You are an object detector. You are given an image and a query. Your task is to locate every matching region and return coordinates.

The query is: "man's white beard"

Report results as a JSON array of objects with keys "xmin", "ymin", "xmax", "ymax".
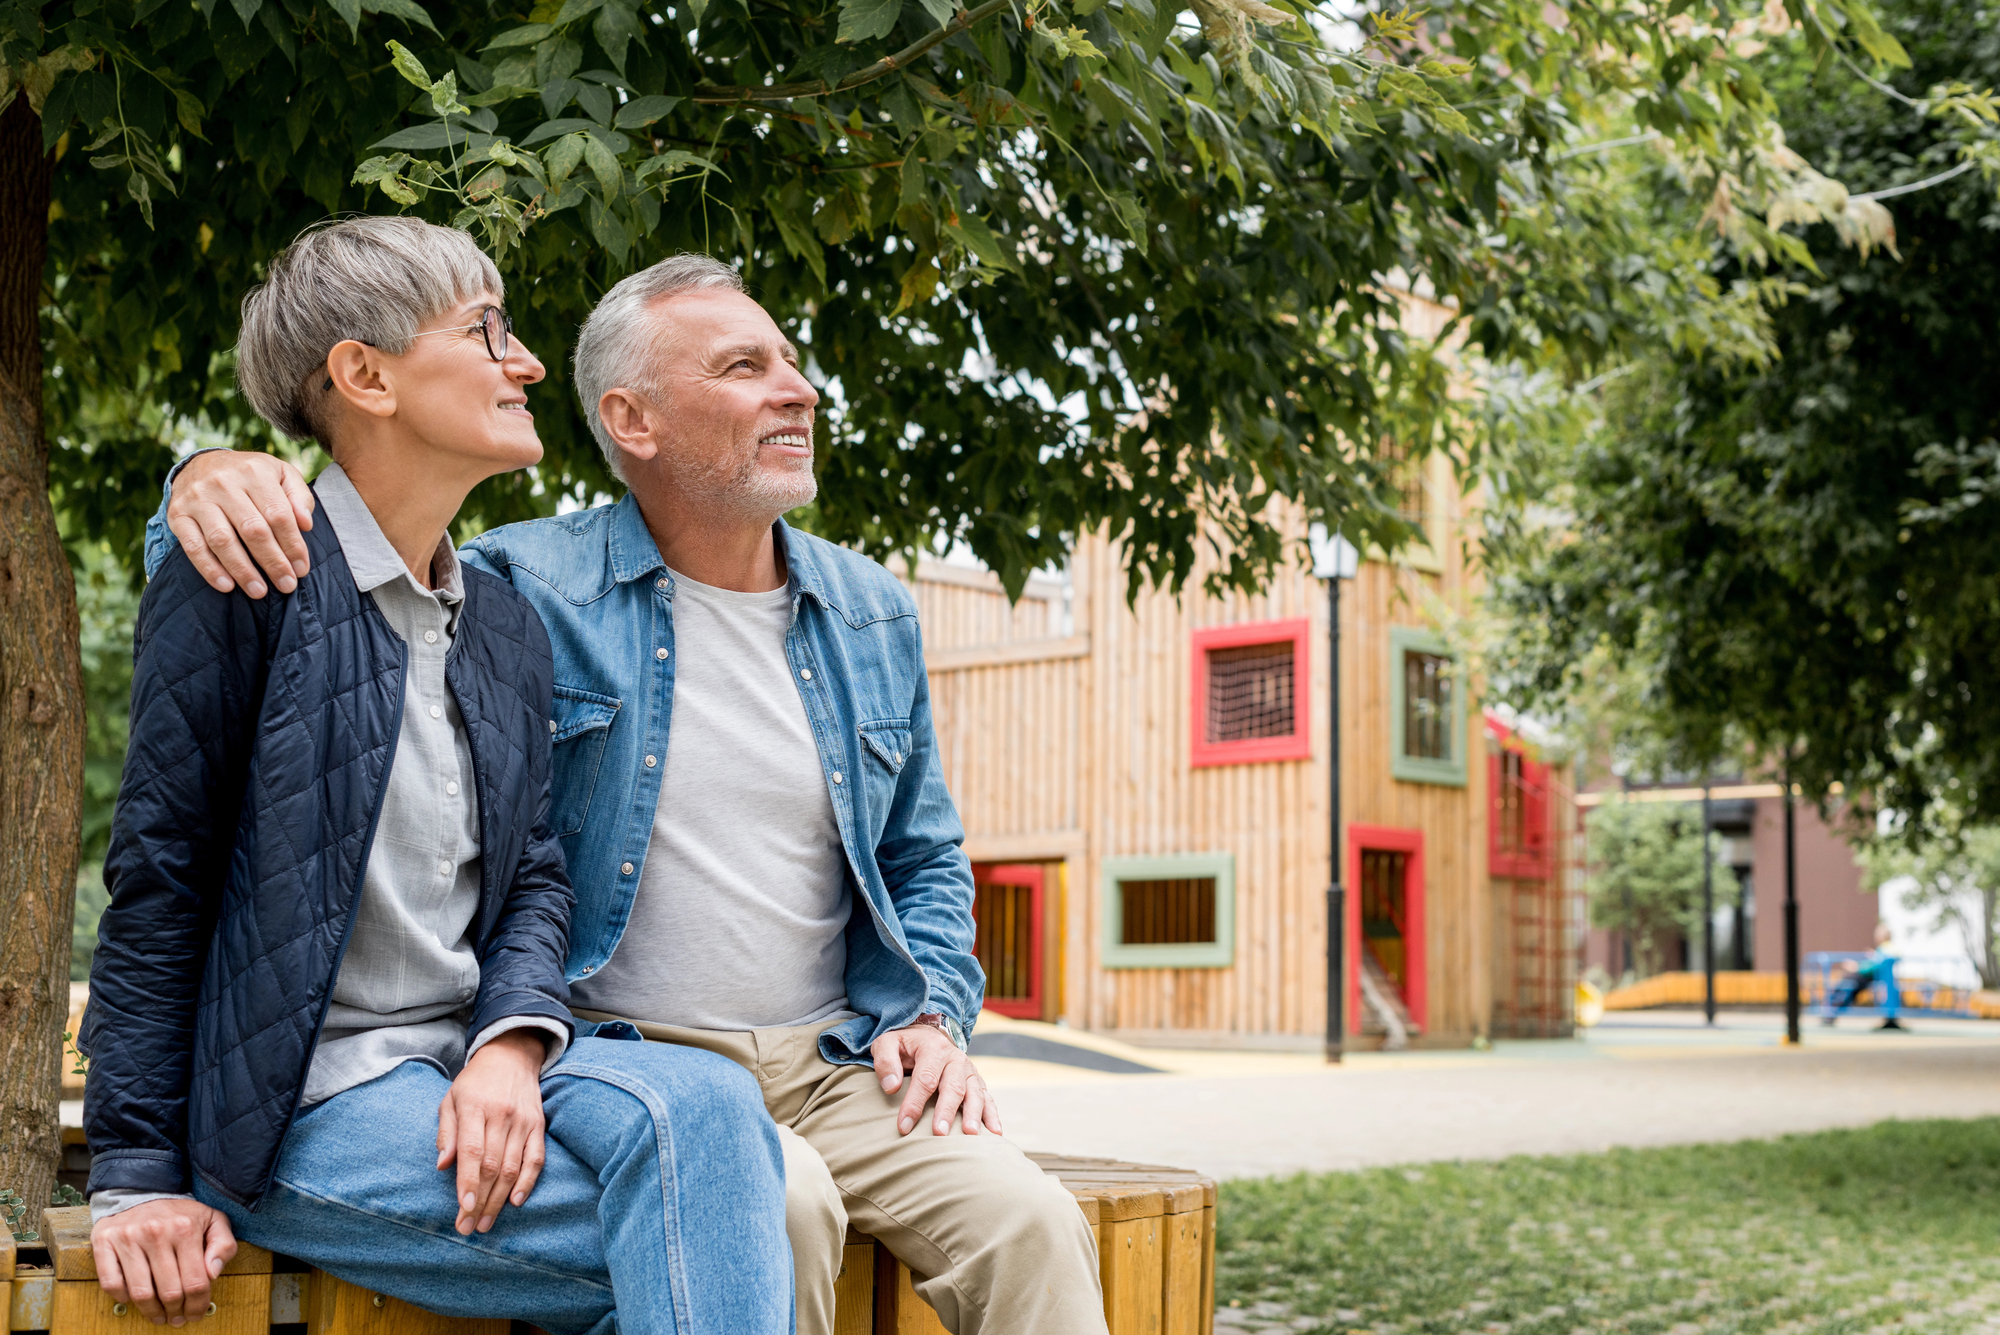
[{"xmin": 666, "ymin": 431, "xmax": 818, "ymax": 520}]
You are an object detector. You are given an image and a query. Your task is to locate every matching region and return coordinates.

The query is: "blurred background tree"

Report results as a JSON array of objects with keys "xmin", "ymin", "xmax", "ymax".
[
  {"xmin": 1587, "ymin": 799, "xmax": 1729, "ymax": 982},
  {"xmin": 1864, "ymin": 827, "xmax": 2000, "ymax": 989}
]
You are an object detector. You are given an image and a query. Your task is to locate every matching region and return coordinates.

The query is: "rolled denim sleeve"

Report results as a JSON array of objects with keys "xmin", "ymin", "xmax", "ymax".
[{"xmin": 140, "ymin": 448, "xmax": 227, "ymax": 580}]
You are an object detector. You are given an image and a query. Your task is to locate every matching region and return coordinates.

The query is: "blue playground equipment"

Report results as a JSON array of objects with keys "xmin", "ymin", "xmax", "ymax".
[{"xmin": 1807, "ymin": 951, "xmax": 1982, "ymax": 1020}]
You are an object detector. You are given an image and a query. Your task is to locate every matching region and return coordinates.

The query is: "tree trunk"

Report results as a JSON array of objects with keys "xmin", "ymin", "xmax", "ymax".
[{"xmin": 0, "ymin": 93, "xmax": 83, "ymax": 1238}]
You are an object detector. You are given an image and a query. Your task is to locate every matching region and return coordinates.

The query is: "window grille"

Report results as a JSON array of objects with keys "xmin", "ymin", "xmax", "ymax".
[
  {"xmin": 1119, "ymin": 877, "xmax": 1218, "ymax": 946},
  {"xmin": 1402, "ymin": 650, "xmax": 1454, "ymax": 761},
  {"xmin": 1205, "ymin": 642, "xmax": 1295, "ymax": 744}
]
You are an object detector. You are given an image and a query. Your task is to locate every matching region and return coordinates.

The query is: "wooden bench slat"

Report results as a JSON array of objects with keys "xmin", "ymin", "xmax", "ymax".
[{"xmin": 42, "ymin": 1209, "xmax": 273, "ymax": 1282}]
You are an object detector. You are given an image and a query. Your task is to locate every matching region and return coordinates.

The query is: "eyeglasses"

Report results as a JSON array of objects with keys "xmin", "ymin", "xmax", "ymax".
[{"xmin": 322, "ymin": 306, "xmax": 513, "ymax": 390}]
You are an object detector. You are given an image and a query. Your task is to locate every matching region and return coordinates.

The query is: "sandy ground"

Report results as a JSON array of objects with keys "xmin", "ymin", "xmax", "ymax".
[{"xmin": 974, "ymin": 1010, "xmax": 2000, "ymax": 1180}]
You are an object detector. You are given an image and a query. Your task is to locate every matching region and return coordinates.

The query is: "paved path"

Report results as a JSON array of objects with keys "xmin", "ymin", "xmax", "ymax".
[{"xmin": 976, "ymin": 1011, "xmax": 2000, "ymax": 1181}]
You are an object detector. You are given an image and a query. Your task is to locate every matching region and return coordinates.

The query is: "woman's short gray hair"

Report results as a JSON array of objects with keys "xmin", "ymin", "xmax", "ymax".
[
  {"xmin": 573, "ymin": 253, "xmax": 743, "ymax": 484},
  {"xmin": 236, "ymin": 216, "xmax": 503, "ymax": 444}
]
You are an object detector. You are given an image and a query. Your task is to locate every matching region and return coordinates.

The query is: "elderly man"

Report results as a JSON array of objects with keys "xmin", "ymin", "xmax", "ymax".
[{"xmin": 146, "ymin": 254, "xmax": 1108, "ymax": 1335}]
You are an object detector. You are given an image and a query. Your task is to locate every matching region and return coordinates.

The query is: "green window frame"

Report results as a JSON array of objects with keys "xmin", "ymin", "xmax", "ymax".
[
  {"xmin": 1100, "ymin": 852, "xmax": 1237, "ymax": 969},
  {"xmin": 1389, "ymin": 626, "xmax": 1467, "ymax": 787}
]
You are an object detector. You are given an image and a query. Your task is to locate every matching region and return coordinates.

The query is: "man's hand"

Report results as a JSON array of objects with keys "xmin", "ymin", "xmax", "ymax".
[
  {"xmin": 871, "ymin": 1024, "xmax": 1003, "ymax": 1138},
  {"xmin": 437, "ymin": 1030, "xmax": 549, "ymax": 1235},
  {"xmin": 92, "ymin": 1199, "xmax": 238, "ymax": 1326},
  {"xmin": 166, "ymin": 450, "xmax": 315, "ymax": 598}
]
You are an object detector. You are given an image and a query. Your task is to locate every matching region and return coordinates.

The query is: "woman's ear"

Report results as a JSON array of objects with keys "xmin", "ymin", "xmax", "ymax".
[{"xmin": 325, "ymin": 340, "xmax": 398, "ymax": 421}]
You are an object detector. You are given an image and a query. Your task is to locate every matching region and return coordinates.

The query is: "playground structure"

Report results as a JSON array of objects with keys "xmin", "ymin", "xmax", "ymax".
[{"xmin": 1599, "ymin": 954, "xmax": 1998, "ymax": 1019}]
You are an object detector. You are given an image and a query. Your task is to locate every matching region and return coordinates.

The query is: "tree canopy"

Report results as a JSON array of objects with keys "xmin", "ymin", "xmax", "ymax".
[
  {"xmin": 9, "ymin": 0, "xmax": 1954, "ymax": 595},
  {"xmin": 1484, "ymin": 0, "xmax": 2000, "ymax": 832}
]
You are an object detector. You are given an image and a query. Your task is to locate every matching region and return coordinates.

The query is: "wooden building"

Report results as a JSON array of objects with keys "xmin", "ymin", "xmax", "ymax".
[{"xmin": 900, "ymin": 438, "xmax": 1579, "ymax": 1049}]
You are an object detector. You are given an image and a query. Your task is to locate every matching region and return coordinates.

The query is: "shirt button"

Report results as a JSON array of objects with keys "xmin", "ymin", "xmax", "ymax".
[
  {"xmin": 446, "ymin": 781, "xmax": 459, "ymax": 796},
  {"xmin": 655, "ymin": 578, "xmax": 668, "ymax": 591},
  {"xmin": 831, "ymin": 771, "xmax": 844, "ymax": 785},
  {"xmin": 620, "ymin": 862, "xmax": 634, "ymax": 875},
  {"xmin": 645, "ymin": 754, "xmax": 657, "ymax": 767},
  {"xmin": 656, "ymin": 647, "xmax": 669, "ymax": 660},
  {"xmin": 437, "ymin": 859, "xmax": 452, "ymax": 876},
  {"xmin": 550, "ymin": 719, "xmax": 558, "ymax": 733},
  {"xmin": 800, "ymin": 668, "xmax": 813, "ymax": 681},
  {"xmin": 894, "ymin": 752, "xmax": 902, "ymax": 764},
  {"xmin": 429, "ymin": 705, "xmax": 442, "ymax": 719},
  {"xmin": 424, "ymin": 630, "xmax": 438, "ymax": 644}
]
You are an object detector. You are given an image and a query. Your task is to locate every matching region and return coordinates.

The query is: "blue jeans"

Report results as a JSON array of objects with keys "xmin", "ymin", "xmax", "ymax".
[{"xmin": 194, "ymin": 1038, "xmax": 793, "ymax": 1335}]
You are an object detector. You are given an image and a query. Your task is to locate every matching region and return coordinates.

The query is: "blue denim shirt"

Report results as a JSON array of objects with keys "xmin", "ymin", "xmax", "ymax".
[{"xmin": 147, "ymin": 484, "xmax": 983, "ymax": 1067}]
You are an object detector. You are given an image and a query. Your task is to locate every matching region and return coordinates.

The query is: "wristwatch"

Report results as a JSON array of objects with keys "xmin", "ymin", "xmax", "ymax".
[{"xmin": 908, "ymin": 1012, "xmax": 967, "ymax": 1051}]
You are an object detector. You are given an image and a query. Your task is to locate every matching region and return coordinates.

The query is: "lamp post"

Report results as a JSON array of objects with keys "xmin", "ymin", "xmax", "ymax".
[
  {"xmin": 1702, "ymin": 781, "xmax": 1716, "ymax": 1026},
  {"xmin": 1784, "ymin": 768, "xmax": 1802, "ymax": 1045},
  {"xmin": 1311, "ymin": 524, "xmax": 1359, "ymax": 1064}
]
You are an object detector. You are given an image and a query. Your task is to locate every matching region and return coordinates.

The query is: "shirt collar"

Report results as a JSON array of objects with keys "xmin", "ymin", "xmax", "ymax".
[
  {"xmin": 607, "ymin": 493, "xmax": 825, "ymax": 609},
  {"xmin": 314, "ymin": 462, "xmax": 464, "ymax": 604}
]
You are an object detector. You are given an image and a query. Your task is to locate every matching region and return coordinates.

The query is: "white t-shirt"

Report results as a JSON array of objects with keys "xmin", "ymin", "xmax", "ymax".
[{"xmin": 569, "ymin": 567, "xmax": 852, "ymax": 1030}]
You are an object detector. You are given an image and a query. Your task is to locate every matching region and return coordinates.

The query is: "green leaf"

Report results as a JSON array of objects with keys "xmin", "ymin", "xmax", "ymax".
[
  {"xmin": 612, "ymin": 93, "xmax": 681, "ymax": 128},
  {"xmin": 371, "ymin": 120, "xmax": 496, "ymax": 150},
  {"xmin": 228, "ymin": 0, "xmax": 261, "ymax": 31},
  {"xmin": 361, "ymin": 0, "xmax": 440, "ymax": 35},
  {"xmin": 581, "ymin": 131, "xmax": 622, "ymax": 197},
  {"xmin": 943, "ymin": 211, "xmax": 1016, "ymax": 271},
  {"xmin": 836, "ymin": 0, "xmax": 902, "ymax": 44},
  {"xmin": 258, "ymin": 3, "xmax": 296, "ymax": 64},
  {"xmin": 588, "ymin": 196, "xmax": 632, "ymax": 260},
  {"xmin": 912, "ymin": 0, "xmax": 953, "ymax": 26},
  {"xmin": 544, "ymin": 130, "xmax": 586, "ymax": 185},
  {"xmin": 464, "ymin": 84, "xmax": 536, "ymax": 106},
  {"xmin": 325, "ymin": 0, "xmax": 361, "ymax": 36},
  {"xmin": 550, "ymin": 0, "xmax": 603, "ymax": 25},
  {"xmin": 481, "ymin": 22, "xmax": 552, "ymax": 49},
  {"xmin": 386, "ymin": 38, "xmax": 431, "ymax": 88},
  {"xmin": 593, "ymin": 2, "xmax": 644, "ymax": 75},
  {"xmin": 771, "ymin": 208, "xmax": 828, "ymax": 285},
  {"xmin": 521, "ymin": 118, "xmax": 630, "ymax": 150},
  {"xmin": 576, "ymin": 82, "xmax": 613, "ymax": 124}
]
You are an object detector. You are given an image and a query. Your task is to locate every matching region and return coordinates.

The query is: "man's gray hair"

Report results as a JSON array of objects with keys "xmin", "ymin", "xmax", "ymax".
[
  {"xmin": 236, "ymin": 216, "xmax": 503, "ymax": 444},
  {"xmin": 573, "ymin": 253, "xmax": 744, "ymax": 484}
]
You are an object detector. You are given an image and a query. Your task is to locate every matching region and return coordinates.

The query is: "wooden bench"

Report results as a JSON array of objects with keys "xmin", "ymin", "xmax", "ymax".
[{"xmin": 8, "ymin": 1156, "xmax": 1213, "ymax": 1335}]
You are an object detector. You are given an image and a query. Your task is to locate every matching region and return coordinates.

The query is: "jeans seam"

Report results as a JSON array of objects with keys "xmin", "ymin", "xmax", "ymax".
[
  {"xmin": 262, "ymin": 1179, "xmax": 616, "ymax": 1294},
  {"xmin": 548, "ymin": 1061, "xmax": 697, "ymax": 1335}
]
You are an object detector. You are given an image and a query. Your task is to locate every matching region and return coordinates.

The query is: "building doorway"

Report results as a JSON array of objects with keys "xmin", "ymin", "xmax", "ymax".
[
  {"xmin": 1347, "ymin": 826, "xmax": 1428, "ymax": 1035},
  {"xmin": 970, "ymin": 863, "xmax": 1045, "ymax": 1019}
]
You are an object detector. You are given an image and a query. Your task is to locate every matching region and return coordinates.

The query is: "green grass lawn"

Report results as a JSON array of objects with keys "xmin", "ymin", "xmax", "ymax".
[{"xmin": 1215, "ymin": 1119, "xmax": 2000, "ymax": 1334}]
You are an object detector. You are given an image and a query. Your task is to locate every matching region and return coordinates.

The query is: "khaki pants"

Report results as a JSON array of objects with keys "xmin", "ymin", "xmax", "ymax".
[{"xmin": 576, "ymin": 1012, "xmax": 1107, "ymax": 1335}]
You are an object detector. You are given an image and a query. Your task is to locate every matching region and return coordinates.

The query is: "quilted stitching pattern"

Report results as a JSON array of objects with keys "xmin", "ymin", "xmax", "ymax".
[{"xmin": 84, "ymin": 513, "xmax": 573, "ymax": 1209}]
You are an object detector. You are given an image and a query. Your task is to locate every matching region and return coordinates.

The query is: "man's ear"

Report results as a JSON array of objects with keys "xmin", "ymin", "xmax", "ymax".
[
  {"xmin": 598, "ymin": 388, "xmax": 660, "ymax": 466},
  {"xmin": 325, "ymin": 340, "xmax": 397, "ymax": 421}
]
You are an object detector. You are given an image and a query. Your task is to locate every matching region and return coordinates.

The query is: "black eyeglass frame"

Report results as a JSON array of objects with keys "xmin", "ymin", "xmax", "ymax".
[{"xmin": 322, "ymin": 306, "xmax": 513, "ymax": 391}]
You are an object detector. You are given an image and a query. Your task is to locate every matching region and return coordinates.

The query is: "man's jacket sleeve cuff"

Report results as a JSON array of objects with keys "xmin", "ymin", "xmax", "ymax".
[{"xmin": 85, "ymin": 1148, "xmax": 192, "ymax": 1198}]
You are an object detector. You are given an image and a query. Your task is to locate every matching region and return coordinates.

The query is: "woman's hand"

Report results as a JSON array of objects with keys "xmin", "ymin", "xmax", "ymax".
[
  {"xmin": 92, "ymin": 1199, "xmax": 238, "ymax": 1326},
  {"xmin": 437, "ymin": 1030, "xmax": 548, "ymax": 1235}
]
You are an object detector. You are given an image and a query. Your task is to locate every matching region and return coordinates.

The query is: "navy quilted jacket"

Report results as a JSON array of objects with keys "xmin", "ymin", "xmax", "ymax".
[{"xmin": 81, "ymin": 500, "xmax": 576, "ymax": 1209}]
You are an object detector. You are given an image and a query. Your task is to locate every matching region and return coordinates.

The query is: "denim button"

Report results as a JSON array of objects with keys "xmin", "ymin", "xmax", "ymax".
[
  {"xmin": 800, "ymin": 668, "xmax": 812, "ymax": 681},
  {"xmin": 656, "ymin": 647, "xmax": 668, "ymax": 660},
  {"xmin": 831, "ymin": 771, "xmax": 844, "ymax": 785},
  {"xmin": 549, "ymin": 719, "xmax": 557, "ymax": 733},
  {"xmin": 656, "ymin": 578, "xmax": 668, "ymax": 591},
  {"xmin": 621, "ymin": 862, "xmax": 634, "ymax": 875},
  {"xmin": 645, "ymin": 754, "xmax": 657, "ymax": 767}
]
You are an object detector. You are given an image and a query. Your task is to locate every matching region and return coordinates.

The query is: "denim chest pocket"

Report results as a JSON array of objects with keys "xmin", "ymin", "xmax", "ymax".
[
  {"xmin": 549, "ymin": 685, "xmax": 620, "ymax": 837},
  {"xmin": 857, "ymin": 719, "xmax": 912, "ymax": 824}
]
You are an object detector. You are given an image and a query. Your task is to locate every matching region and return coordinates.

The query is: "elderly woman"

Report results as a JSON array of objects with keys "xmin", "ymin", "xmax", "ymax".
[{"xmin": 80, "ymin": 217, "xmax": 792, "ymax": 1335}]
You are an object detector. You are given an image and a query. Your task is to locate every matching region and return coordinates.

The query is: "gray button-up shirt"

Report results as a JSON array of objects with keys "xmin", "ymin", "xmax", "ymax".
[
  {"xmin": 301, "ymin": 464, "xmax": 566, "ymax": 1105},
  {"xmin": 93, "ymin": 463, "xmax": 564, "ymax": 1222}
]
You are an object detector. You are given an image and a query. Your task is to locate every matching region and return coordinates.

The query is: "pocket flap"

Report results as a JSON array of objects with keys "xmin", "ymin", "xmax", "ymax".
[
  {"xmin": 551, "ymin": 684, "xmax": 620, "ymax": 743},
  {"xmin": 858, "ymin": 718, "xmax": 913, "ymax": 773}
]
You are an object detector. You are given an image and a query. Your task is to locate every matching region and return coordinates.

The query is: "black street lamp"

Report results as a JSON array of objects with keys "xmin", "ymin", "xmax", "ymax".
[{"xmin": 1312, "ymin": 524, "xmax": 1359, "ymax": 1064}]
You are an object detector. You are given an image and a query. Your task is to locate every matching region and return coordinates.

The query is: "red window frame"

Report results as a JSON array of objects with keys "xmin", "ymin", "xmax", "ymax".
[
  {"xmin": 1486, "ymin": 715, "xmax": 1552, "ymax": 880},
  {"xmin": 971, "ymin": 863, "xmax": 1044, "ymax": 1019},
  {"xmin": 1189, "ymin": 618, "xmax": 1312, "ymax": 768},
  {"xmin": 1346, "ymin": 825, "xmax": 1427, "ymax": 1034}
]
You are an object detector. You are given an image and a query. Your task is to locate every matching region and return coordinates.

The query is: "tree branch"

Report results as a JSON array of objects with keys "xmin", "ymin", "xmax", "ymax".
[{"xmin": 691, "ymin": 0, "xmax": 1014, "ymax": 105}]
